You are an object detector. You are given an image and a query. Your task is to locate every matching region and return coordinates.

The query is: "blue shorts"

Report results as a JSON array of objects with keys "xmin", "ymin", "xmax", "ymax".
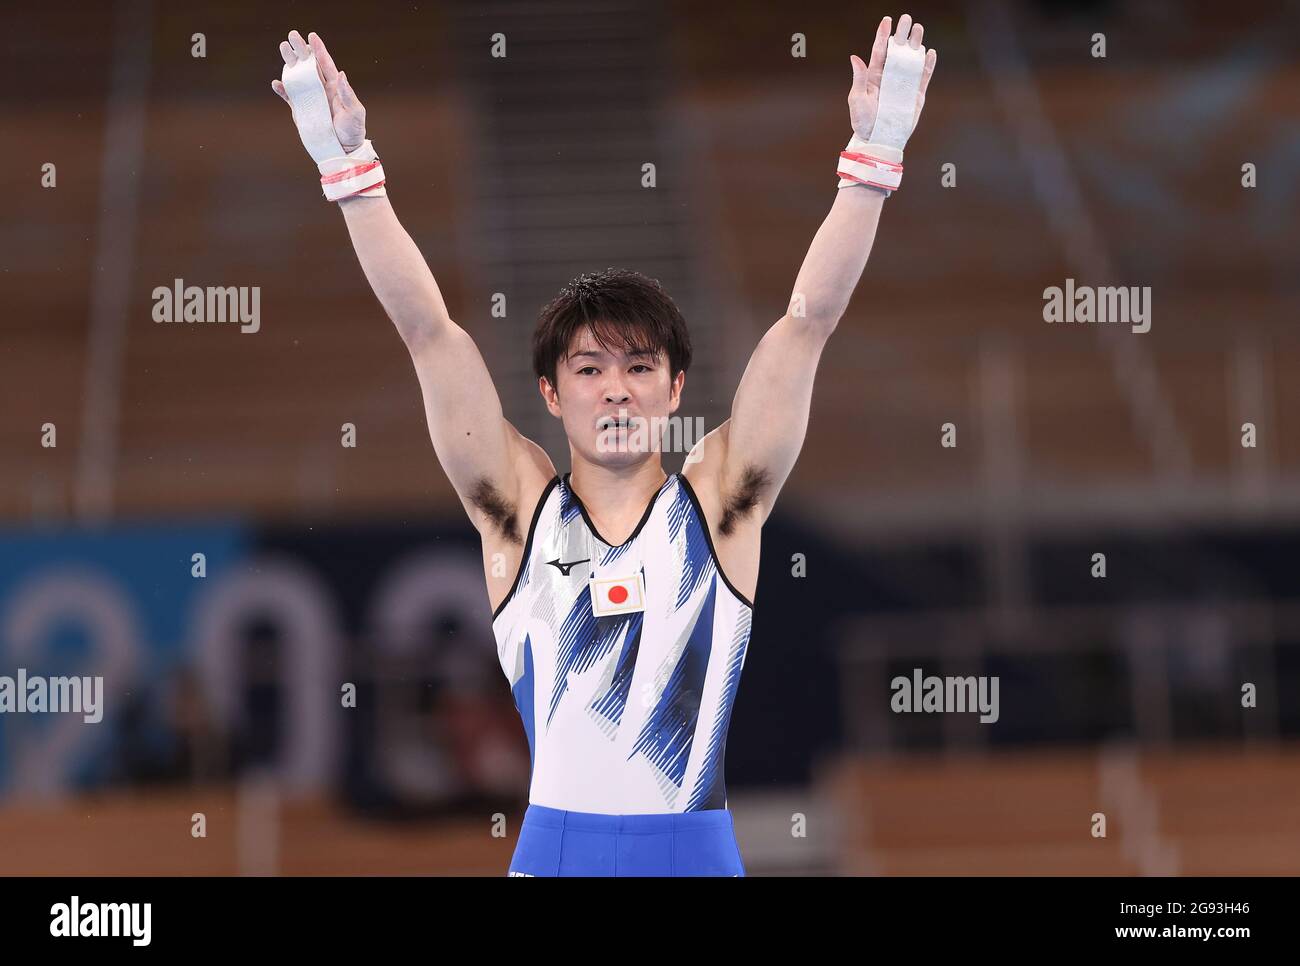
[{"xmin": 508, "ymin": 804, "xmax": 746, "ymax": 877}]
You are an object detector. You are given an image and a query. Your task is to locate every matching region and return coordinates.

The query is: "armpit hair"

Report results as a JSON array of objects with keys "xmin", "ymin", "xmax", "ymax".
[
  {"xmin": 718, "ymin": 464, "xmax": 772, "ymax": 537},
  {"xmin": 469, "ymin": 477, "xmax": 521, "ymax": 545}
]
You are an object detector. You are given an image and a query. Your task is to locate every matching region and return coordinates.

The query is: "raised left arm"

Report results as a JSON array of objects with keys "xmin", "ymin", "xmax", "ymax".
[{"xmin": 690, "ymin": 14, "xmax": 936, "ymax": 527}]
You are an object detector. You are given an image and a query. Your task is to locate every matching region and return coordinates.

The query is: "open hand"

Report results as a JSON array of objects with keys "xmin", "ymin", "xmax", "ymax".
[
  {"xmin": 848, "ymin": 14, "xmax": 937, "ymax": 141},
  {"xmin": 271, "ymin": 30, "xmax": 367, "ymax": 152}
]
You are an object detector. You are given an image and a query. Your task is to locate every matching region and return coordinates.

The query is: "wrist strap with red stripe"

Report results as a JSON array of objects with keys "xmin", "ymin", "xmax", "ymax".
[
  {"xmin": 319, "ymin": 139, "xmax": 386, "ymax": 201},
  {"xmin": 837, "ymin": 134, "xmax": 902, "ymax": 195}
]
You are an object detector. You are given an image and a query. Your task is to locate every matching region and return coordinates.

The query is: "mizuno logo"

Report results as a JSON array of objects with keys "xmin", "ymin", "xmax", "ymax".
[{"xmin": 546, "ymin": 557, "xmax": 590, "ymax": 576}]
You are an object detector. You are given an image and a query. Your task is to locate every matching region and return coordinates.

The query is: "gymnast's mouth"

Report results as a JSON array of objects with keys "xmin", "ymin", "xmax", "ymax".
[{"xmin": 596, "ymin": 414, "xmax": 636, "ymax": 431}]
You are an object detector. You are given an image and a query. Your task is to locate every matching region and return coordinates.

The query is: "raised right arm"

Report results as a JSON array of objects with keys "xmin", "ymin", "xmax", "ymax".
[
  {"xmin": 339, "ymin": 196, "xmax": 554, "ymax": 539},
  {"xmin": 272, "ymin": 29, "xmax": 554, "ymax": 540}
]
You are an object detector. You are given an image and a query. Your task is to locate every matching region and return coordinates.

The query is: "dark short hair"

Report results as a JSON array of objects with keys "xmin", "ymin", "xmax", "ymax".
[{"xmin": 532, "ymin": 268, "xmax": 692, "ymax": 394}]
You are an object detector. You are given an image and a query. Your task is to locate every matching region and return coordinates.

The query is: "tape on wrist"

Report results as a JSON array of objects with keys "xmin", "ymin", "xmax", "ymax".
[
  {"xmin": 281, "ymin": 53, "xmax": 386, "ymax": 201},
  {"xmin": 836, "ymin": 37, "xmax": 927, "ymax": 195},
  {"xmin": 837, "ymin": 135, "xmax": 902, "ymax": 194},
  {"xmin": 319, "ymin": 139, "xmax": 386, "ymax": 201}
]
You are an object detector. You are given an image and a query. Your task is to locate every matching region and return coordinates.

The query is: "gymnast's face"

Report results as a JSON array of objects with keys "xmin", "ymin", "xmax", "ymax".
[{"xmin": 543, "ymin": 325, "xmax": 684, "ymax": 468}]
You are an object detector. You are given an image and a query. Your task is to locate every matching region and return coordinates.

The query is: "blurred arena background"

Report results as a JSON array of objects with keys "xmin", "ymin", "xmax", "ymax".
[{"xmin": 2, "ymin": 0, "xmax": 1299, "ymax": 875}]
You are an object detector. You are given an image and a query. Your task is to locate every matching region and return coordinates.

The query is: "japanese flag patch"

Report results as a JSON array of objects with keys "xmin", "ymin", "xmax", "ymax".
[{"xmin": 589, "ymin": 571, "xmax": 646, "ymax": 617}]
